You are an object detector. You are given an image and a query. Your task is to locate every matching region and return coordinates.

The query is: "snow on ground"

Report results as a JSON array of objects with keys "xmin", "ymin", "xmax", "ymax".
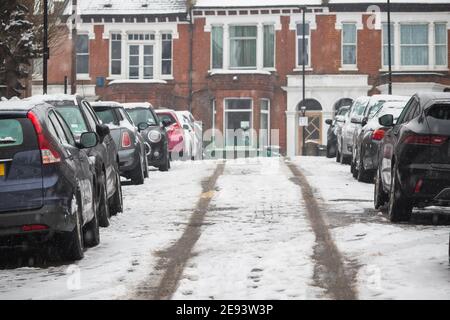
[
  {"xmin": 0, "ymin": 160, "xmax": 218, "ymax": 300},
  {"xmin": 172, "ymin": 158, "xmax": 323, "ymax": 300},
  {"xmin": 293, "ymin": 156, "xmax": 450, "ymax": 300}
]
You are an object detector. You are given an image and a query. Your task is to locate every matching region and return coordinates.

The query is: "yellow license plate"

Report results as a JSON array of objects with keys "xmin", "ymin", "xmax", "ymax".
[{"xmin": 0, "ymin": 163, "xmax": 4, "ymax": 177}]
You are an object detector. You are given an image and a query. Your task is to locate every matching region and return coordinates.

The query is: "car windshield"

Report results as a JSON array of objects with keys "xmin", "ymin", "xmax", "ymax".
[
  {"xmin": 337, "ymin": 108, "xmax": 349, "ymax": 116},
  {"xmin": 367, "ymin": 101, "xmax": 386, "ymax": 119},
  {"xmin": 95, "ymin": 108, "xmax": 117, "ymax": 125},
  {"xmin": 127, "ymin": 108, "xmax": 157, "ymax": 126},
  {"xmin": 157, "ymin": 113, "xmax": 176, "ymax": 125},
  {"xmin": 0, "ymin": 119, "xmax": 23, "ymax": 148},
  {"xmin": 351, "ymin": 100, "xmax": 368, "ymax": 117},
  {"xmin": 56, "ymin": 105, "xmax": 88, "ymax": 135}
]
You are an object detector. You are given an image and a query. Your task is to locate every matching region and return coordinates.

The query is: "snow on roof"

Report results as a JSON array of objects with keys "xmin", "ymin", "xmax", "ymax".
[
  {"xmin": 122, "ymin": 102, "xmax": 153, "ymax": 109},
  {"xmin": 90, "ymin": 101, "xmax": 123, "ymax": 108},
  {"xmin": 72, "ymin": 0, "xmax": 187, "ymax": 15},
  {"xmin": 195, "ymin": 0, "xmax": 449, "ymax": 7},
  {"xmin": 0, "ymin": 100, "xmax": 48, "ymax": 111}
]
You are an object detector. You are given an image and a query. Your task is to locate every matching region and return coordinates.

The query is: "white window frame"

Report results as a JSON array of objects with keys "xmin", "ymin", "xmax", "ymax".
[
  {"xmin": 399, "ymin": 23, "xmax": 429, "ymax": 68},
  {"xmin": 210, "ymin": 25, "xmax": 224, "ymax": 70},
  {"xmin": 296, "ymin": 22, "xmax": 311, "ymax": 68},
  {"xmin": 341, "ymin": 23, "xmax": 357, "ymax": 68},
  {"xmin": 76, "ymin": 34, "xmax": 90, "ymax": 77},
  {"xmin": 161, "ymin": 33, "xmax": 173, "ymax": 76},
  {"xmin": 126, "ymin": 32, "xmax": 156, "ymax": 80},
  {"xmin": 110, "ymin": 33, "xmax": 122, "ymax": 77},
  {"xmin": 260, "ymin": 99, "xmax": 271, "ymax": 148},
  {"xmin": 263, "ymin": 24, "xmax": 276, "ymax": 70},
  {"xmin": 223, "ymin": 98, "xmax": 254, "ymax": 148}
]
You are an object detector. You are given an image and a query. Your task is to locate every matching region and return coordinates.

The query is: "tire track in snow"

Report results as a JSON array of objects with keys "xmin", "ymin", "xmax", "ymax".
[
  {"xmin": 133, "ymin": 162, "xmax": 226, "ymax": 300},
  {"xmin": 287, "ymin": 161, "xmax": 358, "ymax": 300}
]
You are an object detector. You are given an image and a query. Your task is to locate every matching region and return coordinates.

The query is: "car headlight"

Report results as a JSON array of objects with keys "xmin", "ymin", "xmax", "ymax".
[{"xmin": 148, "ymin": 130, "xmax": 162, "ymax": 143}]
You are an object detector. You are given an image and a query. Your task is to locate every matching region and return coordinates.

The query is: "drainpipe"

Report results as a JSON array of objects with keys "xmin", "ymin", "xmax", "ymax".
[{"xmin": 188, "ymin": 7, "xmax": 194, "ymax": 113}]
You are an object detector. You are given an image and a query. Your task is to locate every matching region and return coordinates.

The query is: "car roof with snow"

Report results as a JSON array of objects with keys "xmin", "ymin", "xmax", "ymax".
[
  {"xmin": 415, "ymin": 92, "xmax": 450, "ymax": 103},
  {"xmin": 0, "ymin": 99, "xmax": 50, "ymax": 112},
  {"xmin": 155, "ymin": 108, "xmax": 176, "ymax": 114},
  {"xmin": 122, "ymin": 102, "xmax": 153, "ymax": 109},
  {"xmin": 91, "ymin": 101, "xmax": 123, "ymax": 108},
  {"xmin": 23, "ymin": 94, "xmax": 79, "ymax": 105}
]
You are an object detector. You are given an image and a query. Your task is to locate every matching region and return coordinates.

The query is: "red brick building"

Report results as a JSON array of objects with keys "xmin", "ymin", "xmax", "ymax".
[{"xmin": 32, "ymin": 0, "xmax": 450, "ymax": 156}]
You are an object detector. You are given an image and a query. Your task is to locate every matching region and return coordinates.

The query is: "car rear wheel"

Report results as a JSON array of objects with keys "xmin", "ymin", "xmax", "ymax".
[
  {"xmin": 143, "ymin": 155, "xmax": 149, "ymax": 178},
  {"xmin": 130, "ymin": 159, "xmax": 145, "ymax": 185},
  {"xmin": 388, "ymin": 169, "xmax": 412, "ymax": 222},
  {"xmin": 159, "ymin": 152, "xmax": 170, "ymax": 172},
  {"xmin": 110, "ymin": 172, "xmax": 123, "ymax": 216},
  {"xmin": 61, "ymin": 193, "xmax": 84, "ymax": 261},
  {"xmin": 374, "ymin": 169, "xmax": 388, "ymax": 209},
  {"xmin": 336, "ymin": 149, "xmax": 341, "ymax": 162},
  {"xmin": 357, "ymin": 150, "xmax": 373, "ymax": 183},
  {"xmin": 83, "ymin": 200, "xmax": 100, "ymax": 248},
  {"xmin": 97, "ymin": 175, "xmax": 110, "ymax": 228}
]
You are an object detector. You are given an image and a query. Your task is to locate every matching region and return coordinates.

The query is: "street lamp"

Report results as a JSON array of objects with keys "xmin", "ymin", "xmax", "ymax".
[
  {"xmin": 43, "ymin": 0, "xmax": 48, "ymax": 94},
  {"xmin": 300, "ymin": 106, "xmax": 307, "ymax": 156},
  {"xmin": 387, "ymin": 0, "xmax": 393, "ymax": 94}
]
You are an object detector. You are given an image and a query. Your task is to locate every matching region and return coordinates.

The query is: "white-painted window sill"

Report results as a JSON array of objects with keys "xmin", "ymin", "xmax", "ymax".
[
  {"xmin": 339, "ymin": 67, "xmax": 359, "ymax": 72},
  {"xmin": 77, "ymin": 75, "xmax": 91, "ymax": 81},
  {"xmin": 293, "ymin": 67, "xmax": 313, "ymax": 72}
]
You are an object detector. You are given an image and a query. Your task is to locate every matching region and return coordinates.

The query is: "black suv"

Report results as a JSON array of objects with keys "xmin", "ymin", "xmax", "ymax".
[
  {"xmin": 92, "ymin": 102, "xmax": 149, "ymax": 185},
  {"xmin": 374, "ymin": 92, "xmax": 450, "ymax": 222},
  {"xmin": 0, "ymin": 100, "xmax": 100, "ymax": 260},
  {"xmin": 123, "ymin": 103, "xmax": 170, "ymax": 171},
  {"xmin": 27, "ymin": 95, "xmax": 123, "ymax": 227}
]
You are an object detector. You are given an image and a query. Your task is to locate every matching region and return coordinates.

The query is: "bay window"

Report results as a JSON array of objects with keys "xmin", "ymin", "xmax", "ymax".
[
  {"xmin": 342, "ymin": 23, "xmax": 357, "ymax": 66},
  {"xmin": 230, "ymin": 26, "xmax": 257, "ymax": 69},
  {"xmin": 400, "ymin": 24, "xmax": 428, "ymax": 66},
  {"xmin": 435, "ymin": 23, "xmax": 447, "ymax": 66},
  {"xmin": 76, "ymin": 34, "xmax": 89, "ymax": 74}
]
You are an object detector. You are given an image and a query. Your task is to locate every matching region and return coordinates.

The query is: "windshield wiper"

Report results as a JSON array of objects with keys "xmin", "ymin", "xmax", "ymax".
[{"xmin": 0, "ymin": 138, "xmax": 16, "ymax": 144}]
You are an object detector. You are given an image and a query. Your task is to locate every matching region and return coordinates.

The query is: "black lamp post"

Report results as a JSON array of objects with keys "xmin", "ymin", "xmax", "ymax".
[
  {"xmin": 300, "ymin": 106, "xmax": 307, "ymax": 156},
  {"xmin": 300, "ymin": 6, "xmax": 307, "ymax": 156},
  {"xmin": 43, "ymin": 0, "xmax": 48, "ymax": 94},
  {"xmin": 387, "ymin": 0, "xmax": 393, "ymax": 95}
]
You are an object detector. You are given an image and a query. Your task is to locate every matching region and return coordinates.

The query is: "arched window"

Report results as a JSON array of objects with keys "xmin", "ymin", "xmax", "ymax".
[{"xmin": 297, "ymin": 99, "xmax": 322, "ymax": 111}]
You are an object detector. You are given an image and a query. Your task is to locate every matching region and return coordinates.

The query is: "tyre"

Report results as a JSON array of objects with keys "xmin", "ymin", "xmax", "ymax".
[
  {"xmin": 143, "ymin": 155, "xmax": 149, "ymax": 179},
  {"xmin": 83, "ymin": 201, "xmax": 100, "ymax": 248},
  {"xmin": 357, "ymin": 150, "xmax": 373, "ymax": 183},
  {"xmin": 110, "ymin": 172, "xmax": 123, "ymax": 216},
  {"xmin": 60, "ymin": 193, "xmax": 84, "ymax": 261},
  {"xmin": 130, "ymin": 158, "xmax": 145, "ymax": 185},
  {"xmin": 336, "ymin": 149, "xmax": 341, "ymax": 162},
  {"xmin": 97, "ymin": 175, "xmax": 110, "ymax": 228},
  {"xmin": 388, "ymin": 168, "xmax": 412, "ymax": 222},
  {"xmin": 340, "ymin": 153, "xmax": 351, "ymax": 165},
  {"xmin": 374, "ymin": 169, "xmax": 388, "ymax": 209},
  {"xmin": 326, "ymin": 144, "xmax": 333, "ymax": 158},
  {"xmin": 159, "ymin": 152, "xmax": 170, "ymax": 172}
]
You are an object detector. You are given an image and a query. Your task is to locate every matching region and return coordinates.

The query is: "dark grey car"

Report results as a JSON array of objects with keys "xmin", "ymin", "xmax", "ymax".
[{"xmin": 92, "ymin": 102, "xmax": 149, "ymax": 185}]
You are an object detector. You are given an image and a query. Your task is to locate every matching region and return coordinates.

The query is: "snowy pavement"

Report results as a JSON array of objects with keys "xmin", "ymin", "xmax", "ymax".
[{"xmin": 0, "ymin": 157, "xmax": 449, "ymax": 300}]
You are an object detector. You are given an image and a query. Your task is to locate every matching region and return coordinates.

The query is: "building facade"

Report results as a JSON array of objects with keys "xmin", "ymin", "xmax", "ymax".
[{"xmin": 33, "ymin": 0, "xmax": 450, "ymax": 156}]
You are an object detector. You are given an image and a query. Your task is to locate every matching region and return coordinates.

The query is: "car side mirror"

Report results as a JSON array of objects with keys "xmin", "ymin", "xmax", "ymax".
[
  {"xmin": 183, "ymin": 124, "xmax": 190, "ymax": 130},
  {"xmin": 351, "ymin": 117, "xmax": 361, "ymax": 124},
  {"xmin": 96, "ymin": 124, "xmax": 110, "ymax": 137},
  {"xmin": 138, "ymin": 122, "xmax": 149, "ymax": 132},
  {"xmin": 325, "ymin": 119, "xmax": 333, "ymax": 126},
  {"xmin": 361, "ymin": 117, "xmax": 368, "ymax": 127},
  {"xmin": 79, "ymin": 132, "xmax": 99, "ymax": 149},
  {"xmin": 379, "ymin": 114, "xmax": 394, "ymax": 127}
]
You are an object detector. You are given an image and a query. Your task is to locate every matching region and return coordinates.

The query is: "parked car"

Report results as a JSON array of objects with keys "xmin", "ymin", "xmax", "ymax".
[
  {"xmin": 352, "ymin": 101, "xmax": 408, "ymax": 182},
  {"xmin": 176, "ymin": 111, "xmax": 203, "ymax": 160},
  {"xmin": 0, "ymin": 100, "xmax": 100, "ymax": 260},
  {"xmin": 325, "ymin": 106, "xmax": 350, "ymax": 158},
  {"xmin": 337, "ymin": 96, "xmax": 370, "ymax": 164},
  {"xmin": 123, "ymin": 103, "xmax": 170, "ymax": 171},
  {"xmin": 374, "ymin": 92, "xmax": 450, "ymax": 222},
  {"xmin": 154, "ymin": 109, "xmax": 185, "ymax": 160},
  {"xmin": 350, "ymin": 95, "xmax": 410, "ymax": 174},
  {"xmin": 27, "ymin": 95, "xmax": 123, "ymax": 227},
  {"xmin": 91, "ymin": 102, "xmax": 149, "ymax": 185}
]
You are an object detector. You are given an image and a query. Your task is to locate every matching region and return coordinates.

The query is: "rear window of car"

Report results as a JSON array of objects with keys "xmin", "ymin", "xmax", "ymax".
[
  {"xmin": 95, "ymin": 108, "xmax": 118, "ymax": 126},
  {"xmin": 427, "ymin": 104, "xmax": 450, "ymax": 120},
  {"xmin": 57, "ymin": 106, "xmax": 88, "ymax": 135},
  {"xmin": 127, "ymin": 108, "xmax": 157, "ymax": 126},
  {"xmin": 0, "ymin": 119, "xmax": 24, "ymax": 148}
]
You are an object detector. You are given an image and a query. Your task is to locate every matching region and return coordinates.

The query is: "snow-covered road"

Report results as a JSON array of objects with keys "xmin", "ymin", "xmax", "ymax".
[{"xmin": 0, "ymin": 157, "xmax": 449, "ymax": 300}]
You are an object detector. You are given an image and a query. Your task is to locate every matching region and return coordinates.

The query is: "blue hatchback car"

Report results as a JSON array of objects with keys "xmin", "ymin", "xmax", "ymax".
[{"xmin": 0, "ymin": 100, "xmax": 101, "ymax": 261}]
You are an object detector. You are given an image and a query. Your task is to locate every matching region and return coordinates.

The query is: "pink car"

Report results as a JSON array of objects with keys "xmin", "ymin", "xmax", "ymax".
[{"xmin": 155, "ymin": 109, "xmax": 185, "ymax": 158}]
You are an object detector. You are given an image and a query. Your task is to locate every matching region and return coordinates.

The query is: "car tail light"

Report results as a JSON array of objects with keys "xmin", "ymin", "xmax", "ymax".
[
  {"xmin": 403, "ymin": 134, "xmax": 448, "ymax": 146},
  {"xmin": 22, "ymin": 224, "xmax": 49, "ymax": 232},
  {"xmin": 121, "ymin": 131, "xmax": 132, "ymax": 148},
  {"xmin": 372, "ymin": 129, "xmax": 386, "ymax": 141},
  {"xmin": 414, "ymin": 179, "xmax": 424, "ymax": 193},
  {"xmin": 27, "ymin": 111, "xmax": 61, "ymax": 165}
]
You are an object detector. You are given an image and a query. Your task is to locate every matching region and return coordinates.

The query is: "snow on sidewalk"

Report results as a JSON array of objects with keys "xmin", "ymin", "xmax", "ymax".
[
  {"xmin": 0, "ymin": 160, "xmax": 218, "ymax": 300},
  {"xmin": 172, "ymin": 158, "xmax": 323, "ymax": 300},
  {"xmin": 293, "ymin": 156, "xmax": 450, "ymax": 300}
]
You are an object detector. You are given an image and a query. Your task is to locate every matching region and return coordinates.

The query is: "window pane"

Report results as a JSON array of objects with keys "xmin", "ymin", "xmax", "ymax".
[
  {"xmin": 144, "ymin": 56, "xmax": 153, "ymax": 66},
  {"xmin": 129, "ymin": 45, "xmax": 139, "ymax": 55},
  {"xmin": 401, "ymin": 46, "xmax": 428, "ymax": 65},
  {"xmin": 144, "ymin": 45, "xmax": 153, "ymax": 55},
  {"xmin": 383, "ymin": 23, "xmax": 395, "ymax": 66},
  {"xmin": 144, "ymin": 67, "xmax": 153, "ymax": 79},
  {"xmin": 435, "ymin": 45, "xmax": 446, "ymax": 65},
  {"xmin": 129, "ymin": 67, "xmax": 139, "ymax": 79},
  {"xmin": 343, "ymin": 45, "xmax": 356, "ymax": 65},
  {"xmin": 230, "ymin": 39, "xmax": 257, "ymax": 68},
  {"xmin": 111, "ymin": 61, "xmax": 121, "ymax": 75},
  {"xmin": 76, "ymin": 35, "xmax": 89, "ymax": 54},
  {"xmin": 261, "ymin": 99, "xmax": 269, "ymax": 111},
  {"xmin": 76, "ymin": 55, "xmax": 89, "ymax": 73},
  {"xmin": 162, "ymin": 40, "xmax": 172, "ymax": 59},
  {"xmin": 263, "ymin": 25, "xmax": 275, "ymax": 68},
  {"xmin": 162, "ymin": 60, "xmax": 172, "ymax": 75},
  {"xmin": 435, "ymin": 23, "xmax": 446, "ymax": 44},
  {"xmin": 225, "ymin": 99, "xmax": 252, "ymax": 110},
  {"xmin": 343, "ymin": 24, "xmax": 356, "ymax": 43},
  {"xmin": 111, "ymin": 41, "xmax": 121, "ymax": 59},
  {"xmin": 298, "ymin": 38, "xmax": 309, "ymax": 66},
  {"xmin": 130, "ymin": 56, "xmax": 139, "ymax": 66},
  {"xmin": 401, "ymin": 24, "xmax": 428, "ymax": 44},
  {"xmin": 230, "ymin": 26, "xmax": 257, "ymax": 38},
  {"xmin": 296, "ymin": 23, "xmax": 310, "ymax": 37},
  {"xmin": 212, "ymin": 26, "xmax": 223, "ymax": 69}
]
